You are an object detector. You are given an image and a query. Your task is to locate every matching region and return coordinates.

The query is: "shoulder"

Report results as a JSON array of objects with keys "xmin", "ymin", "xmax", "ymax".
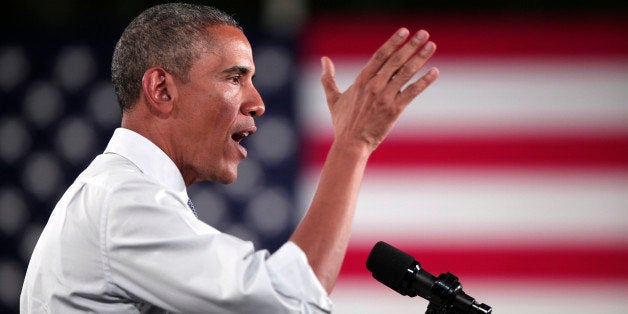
[
  {"xmin": 76, "ymin": 153, "xmax": 163, "ymax": 195},
  {"xmin": 63, "ymin": 153, "xmax": 177, "ymax": 220},
  {"xmin": 79, "ymin": 153, "xmax": 189, "ymax": 220}
]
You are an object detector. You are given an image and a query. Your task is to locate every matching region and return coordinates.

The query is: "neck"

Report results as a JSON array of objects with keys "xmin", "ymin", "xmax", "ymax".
[{"xmin": 121, "ymin": 110, "xmax": 191, "ymax": 185}]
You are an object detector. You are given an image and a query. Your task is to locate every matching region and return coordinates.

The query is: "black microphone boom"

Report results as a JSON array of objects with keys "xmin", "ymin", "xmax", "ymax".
[{"xmin": 366, "ymin": 241, "xmax": 492, "ymax": 314}]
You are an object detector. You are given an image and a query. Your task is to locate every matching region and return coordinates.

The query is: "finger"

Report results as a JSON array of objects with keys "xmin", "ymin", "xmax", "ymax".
[
  {"xmin": 385, "ymin": 40, "xmax": 437, "ymax": 93},
  {"xmin": 374, "ymin": 30, "xmax": 430, "ymax": 86},
  {"xmin": 355, "ymin": 28, "xmax": 410, "ymax": 86},
  {"xmin": 320, "ymin": 56, "xmax": 341, "ymax": 106},
  {"xmin": 395, "ymin": 67, "xmax": 439, "ymax": 106}
]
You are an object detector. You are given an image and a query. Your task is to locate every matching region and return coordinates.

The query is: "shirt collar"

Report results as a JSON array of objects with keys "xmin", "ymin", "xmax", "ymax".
[{"xmin": 104, "ymin": 128, "xmax": 188, "ymax": 198}]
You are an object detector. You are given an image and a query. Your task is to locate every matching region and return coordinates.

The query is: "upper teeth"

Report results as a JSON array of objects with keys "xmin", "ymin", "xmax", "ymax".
[{"xmin": 242, "ymin": 132, "xmax": 249, "ymax": 137}]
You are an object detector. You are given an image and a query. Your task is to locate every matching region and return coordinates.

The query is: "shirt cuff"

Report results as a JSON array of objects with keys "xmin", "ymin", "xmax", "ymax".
[{"xmin": 266, "ymin": 241, "xmax": 333, "ymax": 313}]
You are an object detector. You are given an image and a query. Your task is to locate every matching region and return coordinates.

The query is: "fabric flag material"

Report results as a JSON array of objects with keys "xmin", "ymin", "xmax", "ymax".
[{"xmin": 296, "ymin": 13, "xmax": 628, "ymax": 314}]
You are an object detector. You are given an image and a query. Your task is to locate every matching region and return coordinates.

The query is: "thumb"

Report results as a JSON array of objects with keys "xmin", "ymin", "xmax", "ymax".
[{"xmin": 320, "ymin": 56, "xmax": 340, "ymax": 107}]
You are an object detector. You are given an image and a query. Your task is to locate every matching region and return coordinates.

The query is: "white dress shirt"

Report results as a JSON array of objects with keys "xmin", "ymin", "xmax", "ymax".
[{"xmin": 20, "ymin": 128, "xmax": 332, "ymax": 313}]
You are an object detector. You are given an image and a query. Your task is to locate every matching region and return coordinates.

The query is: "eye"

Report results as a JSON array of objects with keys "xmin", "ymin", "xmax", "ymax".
[{"xmin": 229, "ymin": 75, "xmax": 241, "ymax": 85}]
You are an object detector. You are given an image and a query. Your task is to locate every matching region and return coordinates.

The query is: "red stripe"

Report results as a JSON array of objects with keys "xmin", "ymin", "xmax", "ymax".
[
  {"xmin": 301, "ymin": 13, "xmax": 628, "ymax": 58},
  {"xmin": 341, "ymin": 244, "xmax": 628, "ymax": 280},
  {"xmin": 302, "ymin": 135, "xmax": 628, "ymax": 169}
]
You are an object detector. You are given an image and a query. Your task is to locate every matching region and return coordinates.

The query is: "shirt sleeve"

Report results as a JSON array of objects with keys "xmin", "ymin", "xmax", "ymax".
[
  {"xmin": 99, "ymin": 177, "xmax": 333, "ymax": 313},
  {"xmin": 267, "ymin": 241, "xmax": 334, "ymax": 313}
]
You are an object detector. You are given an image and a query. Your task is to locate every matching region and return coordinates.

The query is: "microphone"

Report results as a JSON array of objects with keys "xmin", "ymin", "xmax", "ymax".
[{"xmin": 366, "ymin": 241, "xmax": 492, "ymax": 314}]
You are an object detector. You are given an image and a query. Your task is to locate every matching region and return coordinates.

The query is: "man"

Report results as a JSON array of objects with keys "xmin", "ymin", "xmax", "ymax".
[{"xmin": 21, "ymin": 3, "xmax": 438, "ymax": 313}]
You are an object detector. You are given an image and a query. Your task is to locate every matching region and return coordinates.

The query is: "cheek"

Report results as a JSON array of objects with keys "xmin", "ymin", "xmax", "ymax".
[
  {"xmin": 187, "ymin": 86, "xmax": 241, "ymax": 143},
  {"xmin": 212, "ymin": 92, "xmax": 241, "ymax": 128},
  {"xmin": 209, "ymin": 106, "xmax": 238, "ymax": 140},
  {"xmin": 201, "ymin": 107, "xmax": 239, "ymax": 149}
]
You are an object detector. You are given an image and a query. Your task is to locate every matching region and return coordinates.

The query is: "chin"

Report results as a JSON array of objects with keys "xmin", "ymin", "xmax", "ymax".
[
  {"xmin": 219, "ymin": 176, "xmax": 237, "ymax": 185},
  {"xmin": 215, "ymin": 168, "xmax": 238, "ymax": 185},
  {"xmin": 198, "ymin": 159, "xmax": 239, "ymax": 185}
]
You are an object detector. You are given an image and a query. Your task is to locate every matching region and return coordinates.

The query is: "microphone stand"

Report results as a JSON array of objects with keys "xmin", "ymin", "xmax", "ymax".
[{"xmin": 422, "ymin": 272, "xmax": 491, "ymax": 314}]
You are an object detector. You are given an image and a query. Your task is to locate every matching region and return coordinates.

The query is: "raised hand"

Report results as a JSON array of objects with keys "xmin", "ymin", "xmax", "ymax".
[{"xmin": 320, "ymin": 28, "xmax": 439, "ymax": 153}]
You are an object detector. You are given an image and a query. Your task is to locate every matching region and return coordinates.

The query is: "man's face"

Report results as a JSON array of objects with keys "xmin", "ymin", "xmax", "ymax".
[{"xmin": 173, "ymin": 25, "xmax": 264, "ymax": 185}]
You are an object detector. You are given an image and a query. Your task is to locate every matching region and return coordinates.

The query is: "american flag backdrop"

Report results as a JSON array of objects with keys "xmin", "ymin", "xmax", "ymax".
[
  {"xmin": 296, "ymin": 13, "xmax": 628, "ymax": 313},
  {"xmin": 2, "ymin": 2, "xmax": 627, "ymax": 313}
]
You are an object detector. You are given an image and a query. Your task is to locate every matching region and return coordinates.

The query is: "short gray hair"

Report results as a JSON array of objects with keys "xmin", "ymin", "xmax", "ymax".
[{"xmin": 111, "ymin": 3, "xmax": 241, "ymax": 112}]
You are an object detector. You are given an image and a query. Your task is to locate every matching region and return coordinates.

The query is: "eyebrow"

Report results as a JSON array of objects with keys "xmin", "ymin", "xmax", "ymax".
[{"xmin": 222, "ymin": 65, "xmax": 252, "ymax": 76}]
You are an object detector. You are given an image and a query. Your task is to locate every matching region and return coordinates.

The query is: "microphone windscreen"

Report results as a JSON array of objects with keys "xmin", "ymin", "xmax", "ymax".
[{"xmin": 366, "ymin": 241, "xmax": 415, "ymax": 294}]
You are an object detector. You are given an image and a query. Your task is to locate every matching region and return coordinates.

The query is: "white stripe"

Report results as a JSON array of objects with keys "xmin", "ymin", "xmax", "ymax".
[
  {"xmin": 297, "ymin": 57, "xmax": 628, "ymax": 137},
  {"xmin": 297, "ymin": 168, "xmax": 628, "ymax": 247},
  {"xmin": 331, "ymin": 278, "xmax": 628, "ymax": 314}
]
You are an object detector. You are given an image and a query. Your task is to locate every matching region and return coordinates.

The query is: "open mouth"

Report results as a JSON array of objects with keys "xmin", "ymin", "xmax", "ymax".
[
  {"xmin": 231, "ymin": 131, "xmax": 250, "ymax": 144},
  {"xmin": 231, "ymin": 125, "xmax": 256, "ymax": 156}
]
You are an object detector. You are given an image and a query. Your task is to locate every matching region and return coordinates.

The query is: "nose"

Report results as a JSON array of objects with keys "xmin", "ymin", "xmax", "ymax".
[{"xmin": 242, "ymin": 85, "xmax": 265, "ymax": 117}]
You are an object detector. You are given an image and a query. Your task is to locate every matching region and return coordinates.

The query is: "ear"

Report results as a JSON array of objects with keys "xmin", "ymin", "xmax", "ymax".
[{"xmin": 141, "ymin": 67, "xmax": 177, "ymax": 116}]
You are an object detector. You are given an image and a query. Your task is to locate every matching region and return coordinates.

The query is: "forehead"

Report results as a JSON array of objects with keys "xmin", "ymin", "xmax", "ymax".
[
  {"xmin": 207, "ymin": 25, "xmax": 250, "ymax": 47},
  {"xmin": 200, "ymin": 25, "xmax": 253, "ymax": 67}
]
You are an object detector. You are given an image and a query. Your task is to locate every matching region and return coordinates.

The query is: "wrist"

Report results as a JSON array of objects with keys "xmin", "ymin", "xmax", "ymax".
[{"xmin": 329, "ymin": 138, "xmax": 372, "ymax": 161}]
